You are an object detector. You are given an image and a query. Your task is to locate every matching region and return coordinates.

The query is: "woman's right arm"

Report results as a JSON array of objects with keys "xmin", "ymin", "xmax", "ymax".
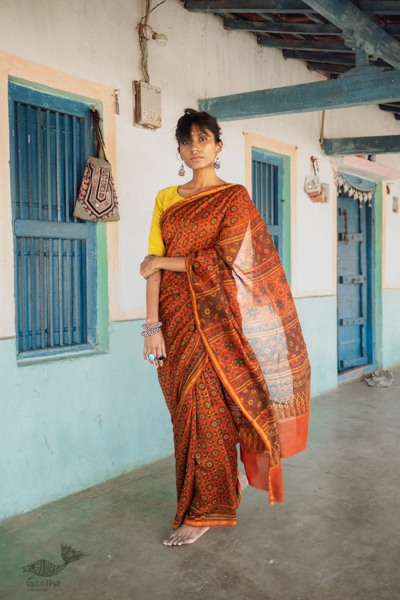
[{"xmin": 143, "ymin": 271, "xmax": 167, "ymax": 368}]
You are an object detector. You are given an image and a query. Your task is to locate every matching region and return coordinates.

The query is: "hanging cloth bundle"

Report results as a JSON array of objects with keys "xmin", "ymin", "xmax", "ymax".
[{"xmin": 73, "ymin": 109, "xmax": 120, "ymax": 222}]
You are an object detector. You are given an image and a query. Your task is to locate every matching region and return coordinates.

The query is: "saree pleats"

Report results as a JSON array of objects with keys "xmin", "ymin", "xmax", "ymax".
[
  {"xmin": 158, "ymin": 270, "xmax": 241, "ymax": 529},
  {"xmin": 158, "ymin": 184, "xmax": 310, "ymax": 528}
]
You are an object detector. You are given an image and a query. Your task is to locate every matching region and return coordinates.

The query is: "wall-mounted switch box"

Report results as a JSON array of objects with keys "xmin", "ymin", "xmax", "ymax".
[{"xmin": 133, "ymin": 81, "xmax": 162, "ymax": 129}]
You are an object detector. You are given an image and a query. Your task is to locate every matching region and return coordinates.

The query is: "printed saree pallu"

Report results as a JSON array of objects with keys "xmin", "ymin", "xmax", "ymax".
[{"xmin": 157, "ymin": 184, "xmax": 311, "ymax": 530}]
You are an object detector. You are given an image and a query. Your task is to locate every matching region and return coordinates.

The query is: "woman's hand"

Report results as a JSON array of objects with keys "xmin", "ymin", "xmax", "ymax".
[
  {"xmin": 140, "ymin": 255, "xmax": 160, "ymax": 279},
  {"xmin": 143, "ymin": 330, "xmax": 167, "ymax": 368}
]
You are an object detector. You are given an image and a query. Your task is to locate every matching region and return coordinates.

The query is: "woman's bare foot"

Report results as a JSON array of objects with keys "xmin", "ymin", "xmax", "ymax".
[
  {"xmin": 238, "ymin": 471, "xmax": 249, "ymax": 491},
  {"xmin": 163, "ymin": 525, "xmax": 210, "ymax": 546}
]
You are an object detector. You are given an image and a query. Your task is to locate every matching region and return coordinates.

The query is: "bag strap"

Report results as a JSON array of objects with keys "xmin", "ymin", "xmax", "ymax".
[{"xmin": 91, "ymin": 108, "xmax": 108, "ymax": 161}]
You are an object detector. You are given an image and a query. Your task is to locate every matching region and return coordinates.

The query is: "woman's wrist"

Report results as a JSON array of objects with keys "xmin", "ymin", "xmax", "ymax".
[
  {"xmin": 141, "ymin": 322, "xmax": 162, "ymax": 337},
  {"xmin": 153, "ymin": 256, "xmax": 163, "ymax": 270},
  {"xmin": 146, "ymin": 316, "xmax": 159, "ymax": 324}
]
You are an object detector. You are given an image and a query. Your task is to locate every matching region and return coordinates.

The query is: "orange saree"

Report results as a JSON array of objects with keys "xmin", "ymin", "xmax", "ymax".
[{"xmin": 157, "ymin": 184, "xmax": 310, "ymax": 530}]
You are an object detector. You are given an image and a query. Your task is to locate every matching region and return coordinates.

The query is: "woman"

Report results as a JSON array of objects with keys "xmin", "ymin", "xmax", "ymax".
[{"xmin": 140, "ymin": 109, "xmax": 311, "ymax": 547}]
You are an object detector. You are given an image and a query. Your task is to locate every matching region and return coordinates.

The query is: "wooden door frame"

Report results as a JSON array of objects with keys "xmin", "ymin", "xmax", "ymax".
[{"xmin": 337, "ymin": 177, "xmax": 376, "ymax": 383}]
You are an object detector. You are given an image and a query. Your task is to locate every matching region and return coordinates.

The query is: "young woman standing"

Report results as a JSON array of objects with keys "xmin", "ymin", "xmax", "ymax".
[{"xmin": 140, "ymin": 109, "xmax": 311, "ymax": 547}]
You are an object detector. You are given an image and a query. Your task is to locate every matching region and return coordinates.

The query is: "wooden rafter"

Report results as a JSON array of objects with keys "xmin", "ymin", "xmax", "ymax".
[
  {"xmin": 356, "ymin": 1, "xmax": 400, "ymax": 15},
  {"xmin": 301, "ymin": 0, "xmax": 400, "ymax": 68},
  {"xmin": 185, "ymin": 1, "xmax": 316, "ymax": 14},
  {"xmin": 258, "ymin": 39, "xmax": 350, "ymax": 53},
  {"xmin": 186, "ymin": 0, "xmax": 400, "ymax": 121},
  {"xmin": 223, "ymin": 18, "xmax": 400, "ymax": 37},
  {"xmin": 282, "ymin": 50, "xmax": 356, "ymax": 66},
  {"xmin": 323, "ymin": 135, "xmax": 400, "ymax": 155},
  {"xmin": 198, "ymin": 69, "xmax": 400, "ymax": 120}
]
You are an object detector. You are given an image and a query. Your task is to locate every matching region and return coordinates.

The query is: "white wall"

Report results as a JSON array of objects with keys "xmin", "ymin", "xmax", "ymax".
[
  {"xmin": 382, "ymin": 178, "xmax": 400, "ymax": 289},
  {"xmin": 1, "ymin": 0, "xmax": 400, "ymax": 322}
]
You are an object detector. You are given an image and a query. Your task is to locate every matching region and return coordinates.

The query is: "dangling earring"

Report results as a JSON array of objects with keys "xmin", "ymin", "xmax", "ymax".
[
  {"xmin": 214, "ymin": 156, "xmax": 221, "ymax": 170},
  {"xmin": 178, "ymin": 162, "xmax": 186, "ymax": 177}
]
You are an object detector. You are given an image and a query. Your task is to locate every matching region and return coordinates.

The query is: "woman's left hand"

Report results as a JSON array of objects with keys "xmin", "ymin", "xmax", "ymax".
[{"xmin": 140, "ymin": 255, "xmax": 160, "ymax": 279}]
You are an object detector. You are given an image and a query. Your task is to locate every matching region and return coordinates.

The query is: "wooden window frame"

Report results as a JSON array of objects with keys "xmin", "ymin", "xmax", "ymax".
[{"xmin": 8, "ymin": 82, "xmax": 98, "ymax": 362}]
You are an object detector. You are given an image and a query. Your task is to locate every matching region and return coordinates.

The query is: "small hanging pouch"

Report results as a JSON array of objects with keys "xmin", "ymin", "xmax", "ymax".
[
  {"xmin": 305, "ymin": 156, "xmax": 326, "ymax": 203},
  {"xmin": 73, "ymin": 109, "xmax": 120, "ymax": 222}
]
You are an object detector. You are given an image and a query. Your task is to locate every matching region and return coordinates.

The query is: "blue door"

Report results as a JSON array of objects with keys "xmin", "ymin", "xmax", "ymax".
[{"xmin": 337, "ymin": 177, "xmax": 374, "ymax": 373}]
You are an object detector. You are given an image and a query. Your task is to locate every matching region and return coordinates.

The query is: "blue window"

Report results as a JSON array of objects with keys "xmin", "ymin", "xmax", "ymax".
[
  {"xmin": 8, "ymin": 83, "xmax": 97, "ymax": 360},
  {"xmin": 251, "ymin": 148, "xmax": 284, "ymax": 260}
]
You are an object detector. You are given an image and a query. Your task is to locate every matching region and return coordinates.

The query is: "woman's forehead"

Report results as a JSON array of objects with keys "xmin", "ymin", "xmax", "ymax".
[{"xmin": 190, "ymin": 124, "xmax": 212, "ymax": 136}]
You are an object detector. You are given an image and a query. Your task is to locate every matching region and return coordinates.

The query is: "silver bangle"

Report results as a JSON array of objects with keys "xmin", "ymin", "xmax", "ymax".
[
  {"xmin": 141, "ymin": 327, "xmax": 161, "ymax": 337},
  {"xmin": 142, "ymin": 321, "xmax": 162, "ymax": 330}
]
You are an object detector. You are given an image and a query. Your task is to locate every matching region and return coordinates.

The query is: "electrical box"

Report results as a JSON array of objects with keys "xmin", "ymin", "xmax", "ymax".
[{"xmin": 133, "ymin": 81, "xmax": 162, "ymax": 129}]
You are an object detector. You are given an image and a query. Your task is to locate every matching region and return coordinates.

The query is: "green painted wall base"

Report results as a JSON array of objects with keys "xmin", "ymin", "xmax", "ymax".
[
  {"xmin": 295, "ymin": 295, "xmax": 338, "ymax": 397},
  {"xmin": 0, "ymin": 321, "xmax": 173, "ymax": 521},
  {"xmin": 382, "ymin": 290, "xmax": 400, "ymax": 368},
  {"xmin": 2, "ymin": 290, "xmax": 397, "ymax": 522}
]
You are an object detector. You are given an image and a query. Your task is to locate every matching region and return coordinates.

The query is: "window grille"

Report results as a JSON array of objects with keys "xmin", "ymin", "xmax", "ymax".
[
  {"xmin": 251, "ymin": 149, "xmax": 284, "ymax": 260},
  {"xmin": 8, "ymin": 83, "xmax": 97, "ymax": 358}
]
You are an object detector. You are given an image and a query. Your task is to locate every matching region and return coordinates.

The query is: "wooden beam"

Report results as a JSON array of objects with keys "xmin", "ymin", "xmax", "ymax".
[
  {"xmin": 355, "ymin": 1, "xmax": 400, "ymax": 15},
  {"xmin": 306, "ymin": 63, "xmax": 349, "ymax": 75},
  {"xmin": 223, "ymin": 18, "xmax": 400, "ymax": 38},
  {"xmin": 301, "ymin": 0, "xmax": 400, "ymax": 68},
  {"xmin": 323, "ymin": 135, "xmax": 400, "ymax": 155},
  {"xmin": 224, "ymin": 20, "xmax": 341, "ymax": 35},
  {"xmin": 378, "ymin": 103, "xmax": 400, "ymax": 112},
  {"xmin": 386, "ymin": 25, "xmax": 400, "ymax": 36},
  {"xmin": 198, "ymin": 69, "xmax": 400, "ymax": 120},
  {"xmin": 184, "ymin": 0, "xmax": 400, "ymax": 15},
  {"xmin": 282, "ymin": 50, "xmax": 356, "ymax": 65},
  {"xmin": 258, "ymin": 38, "xmax": 352, "ymax": 53},
  {"xmin": 184, "ymin": 1, "xmax": 315, "ymax": 14}
]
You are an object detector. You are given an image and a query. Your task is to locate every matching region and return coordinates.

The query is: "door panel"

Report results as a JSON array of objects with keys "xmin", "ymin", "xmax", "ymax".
[{"xmin": 337, "ymin": 195, "xmax": 370, "ymax": 372}]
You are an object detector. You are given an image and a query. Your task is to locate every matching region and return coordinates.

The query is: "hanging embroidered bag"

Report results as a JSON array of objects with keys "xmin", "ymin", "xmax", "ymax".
[{"xmin": 73, "ymin": 109, "xmax": 120, "ymax": 222}]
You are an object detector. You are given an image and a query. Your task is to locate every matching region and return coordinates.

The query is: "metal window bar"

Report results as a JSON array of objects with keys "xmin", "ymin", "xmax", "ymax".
[
  {"xmin": 64, "ymin": 114, "xmax": 70, "ymax": 223},
  {"xmin": 252, "ymin": 159, "xmax": 281, "ymax": 255}
]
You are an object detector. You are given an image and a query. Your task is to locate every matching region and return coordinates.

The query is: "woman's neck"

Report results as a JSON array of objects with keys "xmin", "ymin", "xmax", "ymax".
[{"xmin": 180, "ymin": 169, "xmax": 226, "ymax": 196}]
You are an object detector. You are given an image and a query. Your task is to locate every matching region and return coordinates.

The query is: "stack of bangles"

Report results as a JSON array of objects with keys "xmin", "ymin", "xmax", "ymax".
[
  {"xmin": 142, "ymin": 322, "xmax": 164, "ymax": 363},
  {"xmin": 141, "ymin": 321, "xmax": 162, "ymax": 337}
]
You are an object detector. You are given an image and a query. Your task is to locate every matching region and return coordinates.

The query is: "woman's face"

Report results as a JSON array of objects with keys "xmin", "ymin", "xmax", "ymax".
[{"xmin": 179, "ymin": 124, "xmax": 222, "ymax": 172}]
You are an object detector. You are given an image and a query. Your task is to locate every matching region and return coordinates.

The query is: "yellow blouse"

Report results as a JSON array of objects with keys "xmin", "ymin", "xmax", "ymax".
[
  {"xmin": 148, "ymin": 183, "xmax": 233, "ymax": 256},
  {"xmin": 147, "ymin": 186, "xmax": 184, "ymax": 256}
]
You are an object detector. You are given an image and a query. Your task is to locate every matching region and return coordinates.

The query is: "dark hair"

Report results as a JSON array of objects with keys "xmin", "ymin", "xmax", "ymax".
[{"xmin": 175, "ymin": 108, "xmax": 222, "ymax": 145}]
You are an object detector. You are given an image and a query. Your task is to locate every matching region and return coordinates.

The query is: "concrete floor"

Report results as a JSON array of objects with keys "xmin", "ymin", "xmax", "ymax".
[{"xmin": 1, "ymin": 368, "xmax": 400, "ymax": 600}]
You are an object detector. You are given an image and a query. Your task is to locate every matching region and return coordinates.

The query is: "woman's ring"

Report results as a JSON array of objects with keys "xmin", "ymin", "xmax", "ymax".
[
  {"xmin": 158, "ymin": 355, "xmax": 164, "ymax": 360},
  {"xmin": 147, "ymin": 353, "xmax": 155, "ymax": 361}
]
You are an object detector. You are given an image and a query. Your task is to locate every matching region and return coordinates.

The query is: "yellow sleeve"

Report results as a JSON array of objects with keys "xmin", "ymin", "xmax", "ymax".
[
  {"xmin": 148, "ymin": 186, "xmax": 183, "ymax": 256},
  {"xmin": 148, "ymin": 190, "xmax": 166, "ymax": 256}
]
